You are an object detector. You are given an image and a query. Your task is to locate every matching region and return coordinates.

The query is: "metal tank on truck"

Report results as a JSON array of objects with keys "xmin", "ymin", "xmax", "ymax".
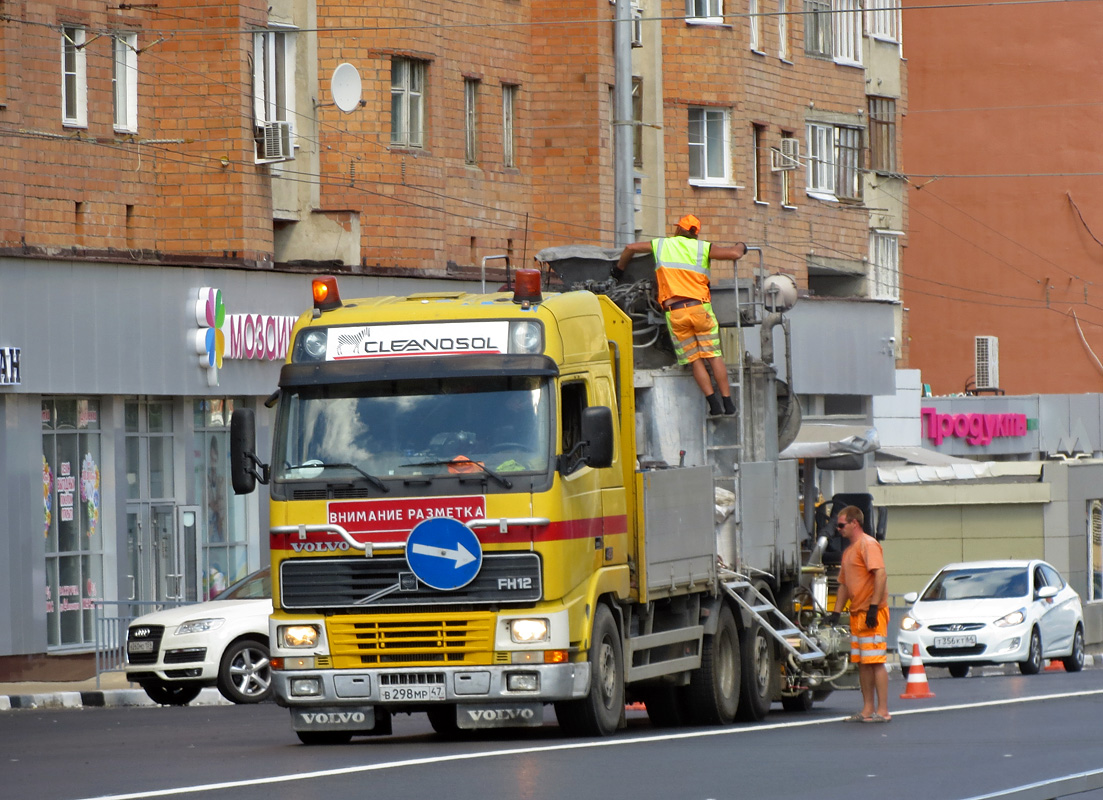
[{"xmin": 230, "ymin": 259, "xmax": 856, "ymax": 745}]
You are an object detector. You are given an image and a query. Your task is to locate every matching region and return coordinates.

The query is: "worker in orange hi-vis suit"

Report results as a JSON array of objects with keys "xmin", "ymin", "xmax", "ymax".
[
  {"xmin": 613, "ymin": 214, "xmax": 748, "ymax": 417},
  {"xmin": 828, "ymin": 505, "xmax": 892, "ymax": 723}
]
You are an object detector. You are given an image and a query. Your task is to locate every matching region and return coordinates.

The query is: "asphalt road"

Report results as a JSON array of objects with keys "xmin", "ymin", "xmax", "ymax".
[{"xmin": 5, "ymin": 668, "xmax": 1103, "ymax": 800}]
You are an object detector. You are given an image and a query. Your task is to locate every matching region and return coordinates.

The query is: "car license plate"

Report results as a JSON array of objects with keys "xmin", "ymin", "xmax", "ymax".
[
  {"xmin": 380, "ymin": 685, "xmax": 445, "ymax": 702},
  {"xmin": 127, "ymin": 640, "xmax": 155, "ymax": 653},
  {"xmin": 933, "ymin": 635, "xmax": 976, "ymax": 648}
]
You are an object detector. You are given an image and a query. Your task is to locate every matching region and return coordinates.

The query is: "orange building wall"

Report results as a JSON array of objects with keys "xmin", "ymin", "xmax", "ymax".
[{"xmin": 902, "ymin": 0, "xmax": 1103, "ymax": 394}]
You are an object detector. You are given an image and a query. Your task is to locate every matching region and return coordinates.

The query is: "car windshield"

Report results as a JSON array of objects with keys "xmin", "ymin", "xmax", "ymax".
[
  {"xmin": 215, "ymin": 568, "xmax": 270, "ymax": 600},
  {"xmin": 272, "ymin": 376, "xmax": 552, "ymax": 485},
  {"xmin": 920, "ymin": 566, "xmax": 1029, "ymax": 601}
]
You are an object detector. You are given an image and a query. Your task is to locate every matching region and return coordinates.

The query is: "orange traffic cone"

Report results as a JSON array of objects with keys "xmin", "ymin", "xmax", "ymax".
[
  {"xmin": 1045, "ymin": 659, "xmax": 1064, "ymax": 672},
  {"xmin": 900, "ymin": 643, "xmax": 935, "ymax": 699}
]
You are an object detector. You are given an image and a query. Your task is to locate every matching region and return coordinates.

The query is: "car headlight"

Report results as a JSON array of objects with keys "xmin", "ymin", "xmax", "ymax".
[
  {"xmin": 175, "ymin": 618, "xmax": 225, "ymax": 635},
  {"xmin": 509, "ymin": 618, "xmax": 549, "ymax": 644},
  {"xmin": 280, "ymin": 624, "xmax": 320, "ymax": 648},
  {"xmin": 899, "ymin": 615, "xmax": 921, "ymax": 632},
  {"xmin": 994, "ymin": 608, "xmax": 1026, "ymax": 627}
]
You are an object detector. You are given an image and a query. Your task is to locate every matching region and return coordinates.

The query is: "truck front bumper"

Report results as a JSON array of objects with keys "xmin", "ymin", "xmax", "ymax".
[{"xmin": 274, "ymin": 661, "xmax": 591, "ymax": 709}]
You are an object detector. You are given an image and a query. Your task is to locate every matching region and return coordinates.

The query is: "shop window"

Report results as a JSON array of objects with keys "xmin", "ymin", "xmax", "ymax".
[
  {"xmin": 193, "ymin": 398, "xmax": 250, "ymax": 599},
  {"xmin": 42, "ymin": 397, "xmax": 103, "ymax": 649},
  {"xmin": 1090, "ymin": 500, "xmax": 1102, "ymax": 602}
]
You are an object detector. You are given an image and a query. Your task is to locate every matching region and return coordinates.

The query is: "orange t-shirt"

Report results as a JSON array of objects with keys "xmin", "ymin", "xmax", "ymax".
[{"xmin": 838, "ymin": 533, "xmax": 886, "ymax": 612}]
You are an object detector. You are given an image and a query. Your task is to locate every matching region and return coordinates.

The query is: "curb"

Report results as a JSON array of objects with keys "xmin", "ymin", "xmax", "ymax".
[{"xmin": 0, "ymin": 686, "xmax": 231, "ymax": 712}]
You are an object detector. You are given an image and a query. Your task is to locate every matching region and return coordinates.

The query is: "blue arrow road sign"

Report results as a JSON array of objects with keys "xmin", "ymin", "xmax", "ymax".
[{"xmin": 405, "ymin": 517, "xmax": 483, "ymax": 591}]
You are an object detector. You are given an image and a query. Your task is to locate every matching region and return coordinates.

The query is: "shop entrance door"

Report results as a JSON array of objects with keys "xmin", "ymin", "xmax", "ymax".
[{"xmin": 125, "ymin": 505, "xmax": 201, "ymax": 603}]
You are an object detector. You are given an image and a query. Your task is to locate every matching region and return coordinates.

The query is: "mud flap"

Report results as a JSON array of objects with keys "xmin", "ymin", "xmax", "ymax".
[
  {"xmin": 291, "ymin": 706, "xmax": 390, "ymax": 735},
  {"xmin": 456, "ymin": 703, "xmax": 544, "ymax": 729}
]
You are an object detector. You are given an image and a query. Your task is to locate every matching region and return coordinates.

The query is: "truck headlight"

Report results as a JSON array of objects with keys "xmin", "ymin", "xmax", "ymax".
[
  {"xmin": 292, "ymin": 329, "xmax": 328, "ymax": 362},
  {"xmin": 508, "ymin": 321, "xmax": 543, "ymax": 354},
  {"xmin": 280, "ymin": 624, "xmax": 320, "ymax": 648},
  {"xmin": 509, "ymin": 618, "xmax": 549, "ymax": 643}
]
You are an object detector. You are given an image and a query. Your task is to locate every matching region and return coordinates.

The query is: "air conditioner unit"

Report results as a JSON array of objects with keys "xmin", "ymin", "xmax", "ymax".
[
  {"xmin": 975, "ymin": 335, "xmax": 1000, "ymax": 390},
  {"xmin": 770, "ymin": 138, "xmax": 800, "ymax": 171},
  {"xmin": 260, "ymin": 120, "xmax": 292, "ymax": 161}
]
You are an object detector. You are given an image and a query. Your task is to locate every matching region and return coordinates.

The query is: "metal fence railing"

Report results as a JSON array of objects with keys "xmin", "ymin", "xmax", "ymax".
[{"xmin": 92, "ymin": 600, "xmax": 193, "ymax": 689}]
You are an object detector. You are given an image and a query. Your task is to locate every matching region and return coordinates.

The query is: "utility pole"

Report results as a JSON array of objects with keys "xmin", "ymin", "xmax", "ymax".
[{"xmin": 613, "ymin": 0, "xmax": 635, "ymax": 248}]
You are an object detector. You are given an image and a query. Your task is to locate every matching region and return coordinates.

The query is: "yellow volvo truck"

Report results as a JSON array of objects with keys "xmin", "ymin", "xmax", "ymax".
[{"xmin": 230, "ymin": 262, "xmax": 854, "ymax": 745}]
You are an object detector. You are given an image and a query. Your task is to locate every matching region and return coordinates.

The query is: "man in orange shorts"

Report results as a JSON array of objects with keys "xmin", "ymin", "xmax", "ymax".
[
  {"xmin": 828, "ymin": 505, "xmax": 892, "ymax": 722},
  {"xmin": 613, "ymin": 215, "xmax": 748, "ymax": 416}
]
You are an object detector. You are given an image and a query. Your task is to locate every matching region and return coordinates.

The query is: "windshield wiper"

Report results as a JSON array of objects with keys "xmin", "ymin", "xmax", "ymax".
[
  {"xmin": 286, "ymin": 461, "xmax": 390, "ymax": 493},
  {"xmin": 400, "ymin": 459, "xmax": 513, "ymax": 489}
]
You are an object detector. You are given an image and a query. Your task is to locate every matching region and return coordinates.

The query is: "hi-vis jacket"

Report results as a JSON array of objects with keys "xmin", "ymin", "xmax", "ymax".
[{"xmin": 651, "ymin": 236, "xmax": 713, "ymax": 305}]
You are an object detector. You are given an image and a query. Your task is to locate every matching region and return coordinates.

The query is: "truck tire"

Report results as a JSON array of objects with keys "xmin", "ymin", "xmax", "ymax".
[
  {"xmin": 780, "ymin": 689, "xmax": 813, "ymax": 712},
  {"xmin": 554, "ymin": 604, "xmax": 623, "ymax": 736},
  {"xmin": 735, "ymin": 618, "xmax": 776, "ymax": 722},
  {"xmin": 685, "ymin": 604, "xmax": 740, "ymax": 725},
  {"xmin": 427, "ymin": 705, "xmax": 461, "ymax": 736},
  {"xmin": 640, "ymin": 685, "xmax": 687, "ymax": 728}
]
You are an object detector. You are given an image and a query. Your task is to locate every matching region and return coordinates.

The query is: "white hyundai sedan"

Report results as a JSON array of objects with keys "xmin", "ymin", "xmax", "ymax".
[
  {"xmin": 126, "ymin": 568, "xmax": 273, "ymax": 705},
  {"xmin": 897, "ymin": 559, "xmax": 1085, "ymax": 678}
]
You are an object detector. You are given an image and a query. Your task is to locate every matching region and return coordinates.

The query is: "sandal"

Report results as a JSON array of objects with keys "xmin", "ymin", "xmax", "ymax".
[
  {"xmin": 843, "ymin": 712, "xmax": 873, "ymax": 722},
  {"xmin": 863, "ymin": 713, "xmax": 892, "ymax": 723}
]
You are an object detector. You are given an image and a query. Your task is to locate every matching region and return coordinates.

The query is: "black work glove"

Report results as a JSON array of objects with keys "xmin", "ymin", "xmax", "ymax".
[
  {"xmin": 610, "ymin": 265, "xmax": 625, "ymax": 283},
  {"xmin": 865, "ymin": 604, "xmax": 879, "ymax": 628},
  {"xmin": 826, "ymin": 611, "xmax": 841, "ymax": 626}
]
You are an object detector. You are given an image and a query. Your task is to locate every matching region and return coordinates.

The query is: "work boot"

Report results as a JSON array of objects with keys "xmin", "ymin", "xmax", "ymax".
[
  {"xmin": 722, "ymin": 395, "xmax": 736, "ymax": 416},
  {"xmin": 706, "ymin": 393, "xmax": 723, "ymax": 416}
]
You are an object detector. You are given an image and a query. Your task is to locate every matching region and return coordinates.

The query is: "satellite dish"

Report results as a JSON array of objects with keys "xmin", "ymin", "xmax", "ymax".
[{"xmin": 330, "ymin": 63, "xmax": 362, "ymax": 113}]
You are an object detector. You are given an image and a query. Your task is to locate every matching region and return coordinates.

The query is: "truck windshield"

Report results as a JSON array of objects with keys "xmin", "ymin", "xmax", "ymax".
[{"xmin": 271, "ymin": 376, "xmax": 552, "ymax": 491}]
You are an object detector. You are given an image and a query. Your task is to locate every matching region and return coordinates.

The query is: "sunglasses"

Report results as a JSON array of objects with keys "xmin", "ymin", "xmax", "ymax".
[{"xmin": 836, "ymin": 520, "xmax": 850, "ymax": 529}]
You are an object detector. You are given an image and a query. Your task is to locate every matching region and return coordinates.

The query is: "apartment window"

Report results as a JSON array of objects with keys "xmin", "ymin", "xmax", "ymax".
[
  {"xmin": 253, "ymin": 30, "xmax": 296, "ymax": 162},
  {"xmin": 836, "ymin": 126, "xmax": 862, "ymax": 200},
  {"xmin": 749, "ymin": 0, "xmax": 760, "ymax": 50},
  {"xmin": 61, "ymin": 26, "xmax": 87, "ymax": 127},
  {"xmin": 778, "ymin": 0, "xmax": 791, "ymax": 59},
  {"xmin": 464, "ymin": 78, "xmax": 479, "ymax": 164},
  {"xmin": 805, "ymin": 123, "xmax": 834, "ymax": 195},
  {"xmin": 833, "ymin": 0, "xmax": 862, "ymax": 64},
  {"xmin": 868, "ymin": 97, "xmax": 897, "ymax": 173},
  {"xmin": 804, "ymin": 0, "xmax": 831, "ymax": 57},
  {"xmin": 780, "ymin": 130, "xmax": 795, "ymax": 206},
  {"xmin": 689, "ymin": 107, "xmax": 730, "ymax": 184},
  {"xmin": 113, "ymin": 33, "xmax": 138, "ymax": 133},
  {"xmin": 870, "ymin": 231, "xmax": 901, "ymax": 300},
  {"xmin": 502, "ymin": 84, "xmax": 517, "ymax": 167},
  {"xmin": 1090, "ymin": 501, "xmax": 1102, "ymax": 603},
  {"xmin": 866, "ymin": 0, "xmax": 901, "ymax": 41},
  {"xmin": 686, "ymin": 0, "xmax": 723, "ymax": 22},
  {"xmin": 391, "ymin": 57, "xmax": 425, "ymax": 148},
  {"xmin": 752, "ymin": 124, "xmax": 767, "ymax": 202},
  {"xmin": 632, "ymin": 76, "xmax": 643, "ymax": 168}
]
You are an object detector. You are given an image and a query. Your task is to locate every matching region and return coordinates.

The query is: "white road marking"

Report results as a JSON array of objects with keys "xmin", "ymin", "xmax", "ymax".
[{"xmin": 70, "ymin": 688, "xmax": 1103, "ymax": 800}]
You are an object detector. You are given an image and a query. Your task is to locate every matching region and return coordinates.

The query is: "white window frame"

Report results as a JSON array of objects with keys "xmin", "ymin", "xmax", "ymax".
[
  {"xmin": 253, "ymin": 28, "xmax": 297, "ymax": 162},
  {"xmin": 778, "ymin": 0, "xmax": 791, "ymax": 60},
  {"xmin": 835, "ymin": 125, "xmax": 862, "ymax": 200},
  {"xmin": 805, "ymin": 123, "xmax": 834, "ymax": 197},
  {"xmin": 113, "ymin": 33, "xmax": 138, "ymax": 133},
  {"xmin": 870, "ymin": 230, "xmax": 901, "ymax": 300},
  {"xmin": 1089, "ymin": 500, "xmax": 1102, "ymax": 603},
  {"xmin": 61, "ymin": 26, "xmax": 87, "ymax": 128},
  {"xmin": 686, "ymin": 0, "xmax": 723, "ymax": 24},
  {"xmin": 464, "ymin": 78, "xmax": 479, "ymax": 164},
  {"xmin": 748, "ymin": 0, "xmax": 761, "ymax": 51},
  {"xmin": 865, "ymin": 0, "xmax": 901, "ymax": 42},
  {"xmin": 391, "ymin": 57, "xmax": 425, "ymax": 148},
  {"xmin": 688, "ymin": 107, "xmax": 731, "ymax": 185},
  {"xmin": 832, "ymin": 0, "xmax": 863, "ymax": 65},
  {"xmin": 502, "ymin": 84, "xmax": 517, "ymax": 168},
  {"xmin": 804, "ymin": 0, "xmax": 831, "ymax": 57}
]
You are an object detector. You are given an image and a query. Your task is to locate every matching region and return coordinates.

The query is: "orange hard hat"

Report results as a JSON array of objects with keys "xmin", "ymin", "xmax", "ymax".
[{"xmin": 677, "ymin": 214, "xmax": 701, "ymax": 234}]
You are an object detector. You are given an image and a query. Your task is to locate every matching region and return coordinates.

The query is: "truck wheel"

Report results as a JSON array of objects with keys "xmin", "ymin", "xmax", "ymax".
[
  {"xmin": 685, "ymin": 604, "xmax": 740, "ymax": 725},
  {"xmin": 780, "ymin": 689, "xmax": 813, "ymax": 712},
  {"xmin": 296, "ymin": 731, "xmax": 352, "ymax": 746},
  {"xmin": 735, "ymin": 618, "xmax": 776, "ymax": 721},
  {"xmin": 554, "ymin": 603, "xmax": 623, "ymax": 736},
  {"xmin": 141, "ymin": 680, "xmax": 202, "ymax": 706}
]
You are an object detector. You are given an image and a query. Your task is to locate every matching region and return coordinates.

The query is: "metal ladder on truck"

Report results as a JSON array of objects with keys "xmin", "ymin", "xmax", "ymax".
[{"xmin": 721, "ymin": 576, "xmax": 824, "ymax": 662}]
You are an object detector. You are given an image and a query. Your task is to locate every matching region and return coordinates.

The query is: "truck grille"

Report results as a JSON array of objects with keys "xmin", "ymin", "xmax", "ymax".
[
  {"xmin": 280, "ymin": 553, "xmax": 542, "ymax": 609},
  {"xmin": 327, "ymin": 612, "xmax": 495, "ymax": 666}
]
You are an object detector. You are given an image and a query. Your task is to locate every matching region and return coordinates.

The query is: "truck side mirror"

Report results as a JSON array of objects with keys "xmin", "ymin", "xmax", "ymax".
[
  {"xmin": 875, "ymin": 507, "xmax": 888, "ymax": 541},
  {"xmin": 581, "ymin": 406, "xmax": 614, "ymax": 469},
  {"xmin": 230, "ymin": 408, "xmax": 268, "ymax": 494}
]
